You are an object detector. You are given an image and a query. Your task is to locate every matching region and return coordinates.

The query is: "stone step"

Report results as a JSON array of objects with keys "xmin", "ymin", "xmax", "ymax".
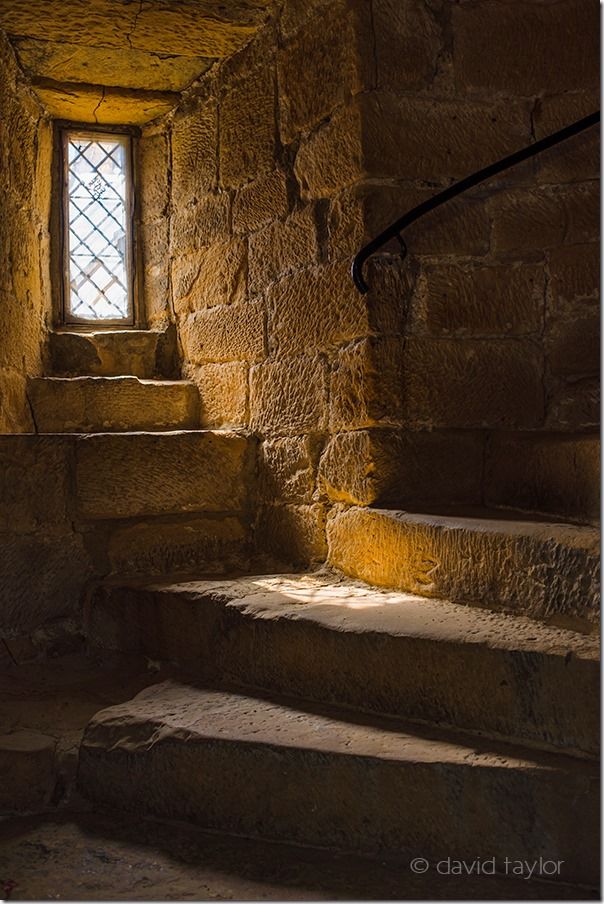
[
  {"xmin": 74, "ymin": 430, "xmax": 251, "ymax": 520},
  {"xmin": 318, "ymin": 429, "xmax": 599, "ymax": 525},
  {"xmin": 484, "ymin": 431, "xmax": 600, "ymax": 525},
  {"xmin": 327, "ymin": 508, "xmax": 600, "ymax": 630},
  {"xmin": 49, "ymin": 329, "xmax": 175, "ymax": 379},
  {"xmin": 28, "ymin": 376, "xmax": 199, "ymax": 433},
  {"xmin": 78, "ymin": 681, "xmax": 599, "ymax": 884},
  {"xmin": 85, "ymin": 574, "xmax": 599, "ymax": 756}
]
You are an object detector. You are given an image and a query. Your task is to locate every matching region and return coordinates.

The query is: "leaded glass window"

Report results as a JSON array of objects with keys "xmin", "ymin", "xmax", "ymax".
[{"xmin": 62, "ymin": 130, "xmax": 134, "ymax": 324}]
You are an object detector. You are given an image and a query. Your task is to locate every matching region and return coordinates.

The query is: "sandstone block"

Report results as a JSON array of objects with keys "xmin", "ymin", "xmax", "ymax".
[
  {"xmin": 298, "ymin": 93, "xmax": 531, "ymax": 197},
  {"xmin": 277, "ymin": 0, "xmax": 371, "ymax": 142},
  {"xmin": 172, "ymin": 239, "xmax": 247, "ymax": 315},
  {"xmin": 127, "ymin": 4, "xmax": 267, "ymax": 57},
  {"xmin": 170, "ymin": 194, "xmax": 230, "ymax": 255},
  {"xmin": 402, "ymin": 338, "xmax": 544, "ymax": 429},
  {"xmin": 75, "ymin": 431, "xmax": 249, "ymax": 519},
  {"xmin": 28, "ymin": 376, "xmax": 200, "ymax": 433},
  {"xmin": 0, "ymin": 530, "xmax": 94, "ymax": 635},
  {"xmin": 0, "ymin": 368, "xmax": 34, "ymax": 433},
  {"xmin": 140, "ymin": 217, "xmax": 169, "ymax": 273},
  {"xmin": 255, "ymin": 503, "xmax": 327, "ymax": 564},
  {"xmin": 218, "ymin": 21, "xmax": 276, "ymax": 86},
  {"xmin": 360, "ymin": 93, "xmax": 530, "ymax": 183},
  {"xmin": 327, "ymin": 507, "xmax": 600, "ymax": 627},
  {"xmin": 548, "ymin": 244, "xmax": 599, "ymax": 316},
  {"xmin": 490, "ymin": 183, "xmax": 599, "ymax": 255},
  {"xmin": 138, "ymin": 131, "xmax": 169, "ymax": 221},
  {"xmin": 373, "ymin": 0, "xmax": 442, "ymax": 91},
  {"xmin": 185, "ymin": 362, "xmax": 249, "ymax": 428},
  {"xmin": 485, "ymin": 432, "xmax": 600, "ymax": 524},
  {"xmin": 258, "ymin": 436, "xmax": 318, "ymax": 503},
  {"xmin": 50, "ymin": 329, "xmax": 163, "ymax": 379},
  {"xmin": 219, "ymin": 62, "xmax": 275, "ymax": 188},
  {"xmin": 546, "ymin": 309, "xmax": 600, "ymax": 379},
  {"xmin": 172, "ymin": 99, "xmax": 217, "ymax": 200},
  {"xmin": 0, "ymin": 435, "xmax": 72, "ymax": 532},
  {"xmin": 294, "ymin": 102, "xmax": 363, "ymax": 198},
  {"xmin": 328, "ymin": 183, "xmax": 490, "ymax": 260},
  {"xmin": 33, "ymin": 83, "xmax": 178, "ymax": 126},
  {"xmin": 0, "ymin": 1, "xmax": 268, "ymax": 57},
  {"xmin": 249, "ymin": 206, "xmax": 318, "ymax": 294},
  {"xmin": 143, "ymin": 267, "xmax": 171, "ymax": 328},
  {"xmin": 490, "ymin": 189, "xmax": 564, "ymax": 254},
  {"xmin": 280, "ymin": 0, "xmax": 333, "ymax": 38},
  {"xmin": 266, "ymin": 260, "xmax": 368, "ymax": 357},
  {"xmin": 14, "ymin": 38, "xmax": 213, "ymax": 93},
  {"xmin": 453, "ymin": 0, "xmax": 599, "ymax": 95},
  {"xmin": 180, "ymin": 303, "xmax": 265, "ymax": 365},
  {"xmin": 107, "ymin": 516, "xmax": 249, "ymax": 577},
  {"xmin": 0, "ymin": 730, "xmax": 56, "ymax": 813},
  {"xmin": 249, "ymin": 357, "xmax": 328, "ymax": 434},
  {"xmin": 232, "ymin": 169, "xmax": 289, "ymax": 234},
  {"xmin": 411, "ymin": 262, "xmax": 544, "ymax": 337},
  {"xmin": 329, "ymin": 338, "xmax": 404, "ymax": 430},
  {"xmin": 318, "ymin": 428, "xmax": 483, "ymax": 507},
  {"xmin": 363, "ymin": 257, "xmax": 416, "ymax": 337},
  {"xmin": 0, "ymin": 210, "xmax": 47, "ymax": 375},
  {"xmin": 534, "ymin": 91, "xmax": 599, "ymax": 184},
  {"xmin": 546, "ymin": 378, "xmax": 599, "ymax": 432},
  {"xmin": 5, "ymin": 210, "xmax": 46, "ymax": 334},
  {"xmin": 1, "ymin": 90, "xmax": 37, "ymax": 201}
]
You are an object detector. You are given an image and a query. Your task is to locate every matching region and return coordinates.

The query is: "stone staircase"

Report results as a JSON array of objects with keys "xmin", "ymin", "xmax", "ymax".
[
  {"xmin": 5, "ymin": 328, "xmax": 255, "ymax": 621},
  {"xmin": 29, "ymin": 328, "xmax": 198, "ymax": 433},
  {"xmin": 16, "ymin": 327, "xmax": 600, "ymax": 891},
  {"xmin": 78, "ymin": 681, "xmax": 597, "ymax": 880},
  {"xmin": 80, "ymin": 566, "xmax": 600, "ymax": 885}
]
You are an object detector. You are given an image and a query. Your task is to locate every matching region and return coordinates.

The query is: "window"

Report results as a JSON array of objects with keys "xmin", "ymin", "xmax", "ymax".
[{"xmin": 61, "ymin": 129, "xmax": 135, "ymax": 325}]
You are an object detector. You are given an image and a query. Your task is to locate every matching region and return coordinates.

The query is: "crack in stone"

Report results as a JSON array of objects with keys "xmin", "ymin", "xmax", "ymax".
[
  {"xmin": 126, "ymin": 0, "xmax": 146, "ymax": 51},
  {"xmin": 92, "ymin": 85, "xmax": 105, "ymax": 123}
]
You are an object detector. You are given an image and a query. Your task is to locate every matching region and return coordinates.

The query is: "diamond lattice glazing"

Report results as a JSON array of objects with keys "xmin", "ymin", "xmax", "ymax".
[{"xmin": 66, "ymin": 136, "xmax": 131, "ymax": 321}]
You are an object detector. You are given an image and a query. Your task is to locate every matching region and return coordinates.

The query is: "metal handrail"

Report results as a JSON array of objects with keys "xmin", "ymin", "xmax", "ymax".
[{"xmin": 351, "ymin": 111, "xmax": 600, "ymax": 294}]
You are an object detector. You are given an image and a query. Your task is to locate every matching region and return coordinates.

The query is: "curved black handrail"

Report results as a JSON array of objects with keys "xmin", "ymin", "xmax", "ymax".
[{"xmin": 352, "ymin": 111, "xmax": 600, "ymax": 294}]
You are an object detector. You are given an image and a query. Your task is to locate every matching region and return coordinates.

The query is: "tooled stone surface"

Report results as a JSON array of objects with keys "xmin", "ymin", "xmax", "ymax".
[
  {"xmin": 85, "ymin": 572, "xmax": 600, "ymax": 756},
  {"xmin": 0, "ymin": 0, "xmax": 272, "ymax": 122},
  {"xmin": 28, "ymin": 376, "xmax": 200, "ymax": 433},
  {"xmin": 484, "ymin": 432, "xmax": 600, "ymax": 524},
  {"xmin": 78, "ymin": 680, "xmax": 599, "ymax": 880},
  {"xmin": 75, "ymin": 430, "xmax": 251, "ymax": 519},
  {"xmin": 48, "ymin": 330, "xmax": 162, "ymax": 379},
  {"xmin": 327, "ymin": 507, "xmax": 600, "ymax": 628}
]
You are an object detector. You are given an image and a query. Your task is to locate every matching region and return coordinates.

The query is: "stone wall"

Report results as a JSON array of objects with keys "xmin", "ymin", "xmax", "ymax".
[
  {"xmin": 0, "ymin": 33, "xmax": 52, "ymax": 432},
  {"xmin": 318, "ymin": 0, "xmax": 600, "ymax": 523},
  {"xmin": 0, "ymin": 432, "xmax": 254, "ymax": 643},
  {"xmin": 143, "ymin": 0, "xmax": 599, "ymax": 563}
]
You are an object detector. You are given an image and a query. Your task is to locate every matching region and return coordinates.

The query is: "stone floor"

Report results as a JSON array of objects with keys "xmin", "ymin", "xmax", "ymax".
[{"xmin": 0, "ymin": 811, "xmax": 598, "ymax": 901}]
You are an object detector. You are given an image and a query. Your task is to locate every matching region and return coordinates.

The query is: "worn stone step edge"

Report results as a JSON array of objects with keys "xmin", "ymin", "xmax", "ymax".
[
  {"xmin": 78, "ymin": 680, "xmax": 599, "ymax": 884},
  {"xmin": 28, "ymin": 376, "xmax": 200, "ymax": 433},
  {"xmin": 327, "ymin": 507, "xmax": 600, "ymax": 629},
  {"xmin": 48, "ymin": 329, "xmax": 176, "ymax": 379},
  {"xmin": 84, "ymin": 573, "xmax": 600, "ymax": 757}
]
